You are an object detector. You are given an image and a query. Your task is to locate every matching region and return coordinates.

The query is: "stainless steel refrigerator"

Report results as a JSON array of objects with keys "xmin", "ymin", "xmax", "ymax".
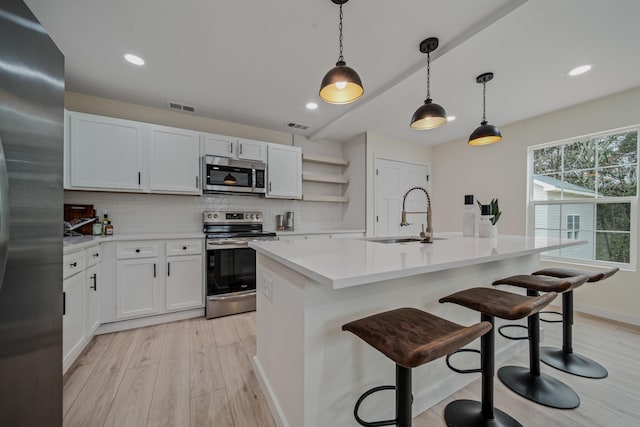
[{"xmin": 0, "ymin": 0, "xmax": 64, "ymax": 425}]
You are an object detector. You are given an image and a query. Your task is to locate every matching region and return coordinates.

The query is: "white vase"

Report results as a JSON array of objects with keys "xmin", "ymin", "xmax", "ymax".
[{"xmin": 479, "ymin": 216, "xmax": 497, "ymax": 238}]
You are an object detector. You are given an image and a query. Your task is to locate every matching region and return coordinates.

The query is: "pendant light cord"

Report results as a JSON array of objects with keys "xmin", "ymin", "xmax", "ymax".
[
  {"xmin": 481, "ymin": 81, "xmax": 487, "ymax": 123},
  {"xmin": 425, "ymin": 50, "xmax": 431, "ymax": 101},
  {"xmin": 338, "ymin": 3, "xmax": 344, "ymax": 62}
]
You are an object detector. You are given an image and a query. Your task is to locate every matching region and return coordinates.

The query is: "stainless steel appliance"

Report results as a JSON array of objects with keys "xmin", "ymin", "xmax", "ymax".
[
  {"xmin": 1, "ymin": 1, "xmax": 64, "ymax": 425},
  {"xmin": 203, "ymin": 155, "xmax": 266, "ymax": 195},
  {"xmin": 204, "ymin": 211, "xmax": 276, "ymax": 318}
]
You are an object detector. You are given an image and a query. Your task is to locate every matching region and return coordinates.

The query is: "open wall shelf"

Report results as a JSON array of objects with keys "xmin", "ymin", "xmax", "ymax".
[
  {"xmin": 302, "ymin": 173, "xmax": 349, "ymax": 184},
  {"xmin": 302, "ymin": 153, "xmax": 349, "ymax": 166},
  {"xmin": 302, "ymin": 195, "xmax": 349, "ymax": 203}
]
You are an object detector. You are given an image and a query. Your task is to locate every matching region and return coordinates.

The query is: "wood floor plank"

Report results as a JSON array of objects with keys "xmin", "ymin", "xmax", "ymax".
[
  {"xmin": 189, "ymin": 317, "xmax": 217, "ymax": 351},
  {"xmin": 190, "ymin": 343, "xmax": 226, "ymax": 398},
  {"xmin": 212, "ymin": 315, "xmax": 241, "ymax": 346},
  {"xmin": 191, "ymin": 390, "xmax": 235, "ymax": 427},
  {"xmin": 63, "ymin": 329, "xmax": 140, "ymax": 427},
  {"xmin": 127, "ymin": 324, "xmax": 166, "ymax": 368},
  {"xmin": 147, "ymin": 354, "xmax": 191, "ymax": 427},
  {"xmin": 62, "ymin": 341, "xmax": 108, "ymax": 417},
  {"xmin": 160, "ymin": 329, "xmax": 190, "ymax": 361},
  {"xmin": 102, "ymin": 363, "xmax": 158, "ymax": 427},
  {"xmin": 218, "ymin": 342, "xmax": 276, "ymax": 427}
]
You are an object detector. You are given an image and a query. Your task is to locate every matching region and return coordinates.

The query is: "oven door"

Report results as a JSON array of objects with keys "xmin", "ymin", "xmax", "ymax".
[
  {"xmin": 206, "ymin": 245, "xmax": 256, "ymax": 318},
  {"xmin": 205, "ymin": 162, "xmax": 255, "ymax": 194}
]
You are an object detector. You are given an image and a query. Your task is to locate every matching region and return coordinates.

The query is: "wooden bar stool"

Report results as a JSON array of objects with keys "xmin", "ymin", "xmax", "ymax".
[
  {"xmin": 492, "ymin": 274, "xmax": 589, "ymax": 409},
  {"xmin": 532, "ymin": 267, "xmax": 619, "ymax": 378},
  {"xmin": 440, "ymin": 287, "xmax": 557, "ymax": 427},
  {"xmin": 342, "ymin": 307, "xmax": 491, "ymax": 427}
]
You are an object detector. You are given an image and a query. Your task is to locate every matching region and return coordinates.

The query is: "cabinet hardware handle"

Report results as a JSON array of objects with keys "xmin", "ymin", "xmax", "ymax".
[
  {"xmin": 70, "ymin": 262, "xmax": 77, "ymax": 267},
  {"xmin": 138, "ymin": 171, "xmax": 141, "ymax": 185},
  {"xmin": 182, "ymin": 246, "xmax": 187, "ymax": 250},
  {"xmin": 153, "ymin": 263, "xmax": 156, "ymax": 278},
  {"xmin": 269, "ymin": 182, "xmax": 272, "ymax": 192},
  {"xmin": 230, "ymin": 143, "xmax": 233, "ymax": 154},
  {"xmin": 90, "ymin": 274, "xmax": 97, "ymax": 291},
  {"xmin": 167, "ymin": 262, "xmax": 170, "ymax": 276},
  {"xmin": 240, "ymin": 144, "xmax": 243, "ymax": 155},
  {"xmin": 135, "ymin": 249, "xmax": 140, "ymax": 253},
  {"xmin": 196, "ymin": 176, "xmax": 199, "ymax": 188},
  {"xmin": 93, "ymin": 253, "xmax": 99, "ymax": 258},
  {"xmin": 63, "ymin": 291, "xmax": 66, "ymax": 316}
]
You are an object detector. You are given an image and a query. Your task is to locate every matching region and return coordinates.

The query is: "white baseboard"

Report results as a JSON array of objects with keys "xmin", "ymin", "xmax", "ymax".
[
  {"xmin": 253, "ymin": 356, "xmax": 289, "ymax": 427},
  {"xmin": 573, "ymin": 303, "xmax": 640, "ymax": 327},
  {"xmin": 95, "ymin": 308, "xmax": 204, "ymax": 334}
]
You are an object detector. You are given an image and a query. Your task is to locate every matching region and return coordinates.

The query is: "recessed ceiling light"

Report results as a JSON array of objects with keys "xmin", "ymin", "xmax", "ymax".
[
  {"xmin": 306, "ymin": 102, "xmax": 318, "ymax": 110},
  {"xmin": 124, "ymin": 53, "xmax": 145, "ymax": 66},
  {"xmin": 447, "ymin": 115, "xmax": 456, "ymax": 122},
  {"xmin": 568, "ymin": 64, "xmax": 591, "ymax": 76}
]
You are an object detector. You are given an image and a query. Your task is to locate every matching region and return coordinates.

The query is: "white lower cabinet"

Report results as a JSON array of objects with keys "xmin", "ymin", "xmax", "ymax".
[
  {"xmin": 116, "ymin": 258, "xmax": 160, "ymax": 320},
  {"xmin": 62, "ymin": 272, "xmax": 84, "ymax": 369},
  {"xmin": 84, "ymin": 264, "xmax": 100, "ymax": 336},
  {"xmin": 166, "ymin": 254, "xmax": 203, "ymax": 311}
]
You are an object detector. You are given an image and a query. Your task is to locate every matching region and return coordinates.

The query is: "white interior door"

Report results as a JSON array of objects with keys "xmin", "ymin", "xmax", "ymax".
[{"xmin": 374, "ymin": 158, "xmax": 429, "ymax": 237}]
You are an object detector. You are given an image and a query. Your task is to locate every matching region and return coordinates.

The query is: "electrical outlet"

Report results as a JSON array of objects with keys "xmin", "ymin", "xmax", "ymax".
[{"xmin": 263, "ymin": 275, "xmax": 273, "ymax": 302}]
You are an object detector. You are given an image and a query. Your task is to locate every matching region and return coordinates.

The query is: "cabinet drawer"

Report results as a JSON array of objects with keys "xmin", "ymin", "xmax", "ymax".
[
  {"xmin": 63, "ymin": 251, "xmax": 86, "ymax": 279},
  {"xmin": 116, "ymin": 242, "xmax": 160, "ymax": 259},
  {"xmin": 166, "ymin": 239, "xmax": 202, "ymax": 256},
  {"xmin": 85, "ymin": 245, "xmax": 101, "ymax": 267}
]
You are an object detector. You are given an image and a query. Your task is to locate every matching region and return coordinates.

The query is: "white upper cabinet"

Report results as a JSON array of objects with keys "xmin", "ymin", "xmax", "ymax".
[
  {"xmin": 68, "ymin": 112, "xmax": 144, "ymax": 191},
  {"xmin": 266, "ymin": 144, "xmax": 302, "ymax": 199},
  {"xmin": 237, "ymin": 138, "xmax": 267, "ymax": 162},
  {"xmin": 201, "ymin": 133, "xmax": 267, "ymax": 162},
  {"xmin": 201, "ymin": 133, "xmax": 238, "ymax": 158},
  {"xmin": 149, "ymin": 125, "xmax": 201, "ymax": 194}
]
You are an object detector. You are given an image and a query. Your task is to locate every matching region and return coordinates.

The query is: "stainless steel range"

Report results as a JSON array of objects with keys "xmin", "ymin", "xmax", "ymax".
[{"xmin": 204, "ymin": 211, "xmax": 277, "ymax": 319}]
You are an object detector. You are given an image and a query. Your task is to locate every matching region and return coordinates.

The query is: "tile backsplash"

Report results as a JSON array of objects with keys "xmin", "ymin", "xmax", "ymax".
[{"xmin": 64, "ymin": 191, "xmax": 347, "ymax": 234}]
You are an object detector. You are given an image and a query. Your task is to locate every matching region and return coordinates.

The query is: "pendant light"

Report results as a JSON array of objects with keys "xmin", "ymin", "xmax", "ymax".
[
  {"xmin": 223, "ymin": 173, "xmax": 237, "ymax": 185},
  {"xmin": 468, "ymin": 72, "xmax": 502, "ymax": 145},
  {"xmin": 319, "ymin": 0, "xmax": 364, "ymax": 105},
  {"xmin": 410, "ymin": 37, "xmax": 447, "ymax": 130}
]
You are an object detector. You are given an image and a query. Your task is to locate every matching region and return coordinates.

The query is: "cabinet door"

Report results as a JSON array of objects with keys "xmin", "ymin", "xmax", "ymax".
[
  {"xmin": 85, "ymin": 264, "xmax": 100, "ymax": 336},
  {"xmin": 116, "ymin": 258, "xmax": 160, "ymax": 319},
  {"xmin": 69, "ymin": 112, "xmax": 144, "ymax": 191},
  {"xmin": 202, "ymin": 133, "xmax": 237, "ymax": 158},
  {"xmin": 238, "ymin": 138, "xmax": 266, "ymax": 162},
  {"xmin": 149, "ymin": 125, "xmax": 201, "ymax": 194},
  {"xmin": 166, "ymin": 255, "xmax": 203, "ymax": 311},
  {"xmin": 63, "ymin": 273, "xmax": 85, "ymax": 368},
  {"xmin": 266, "ymin": 144, "xmax": 302, "ymax": 199}
]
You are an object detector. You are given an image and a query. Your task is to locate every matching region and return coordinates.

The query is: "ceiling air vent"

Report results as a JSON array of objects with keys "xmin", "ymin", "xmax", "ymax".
[
  {"xmin": 285, "ymin": 122, "xmax": 310, "ymax": 130},
  {"xmin": 167, "ymin": 101, "xmax": 196, "ymax": 113}
]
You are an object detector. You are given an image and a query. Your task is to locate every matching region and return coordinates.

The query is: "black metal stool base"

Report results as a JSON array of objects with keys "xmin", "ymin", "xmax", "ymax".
[
  {"xmin": 540, "ymin": 346, "xmax": 608, "ymax": 379},
  {"xmin": 444, "ymin": 399, "xmax": 522, "ymax": 427},
  {"xmin": 498, "ymin": 366, "xmax": 580, "ymax": 409}
]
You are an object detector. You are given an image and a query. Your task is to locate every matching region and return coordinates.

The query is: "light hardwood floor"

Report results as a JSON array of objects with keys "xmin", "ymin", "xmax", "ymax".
[{"xmin": 64, "ymin": 310, "xmax": 640, "ymax": 426}]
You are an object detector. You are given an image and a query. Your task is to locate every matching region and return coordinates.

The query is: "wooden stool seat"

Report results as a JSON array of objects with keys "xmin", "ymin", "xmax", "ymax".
[
  {"xmin": 492, "ymin": 274, "xmax": 589, "ymax": 293},
  {"xmin": 530, "ymin": 267, "xmax": 619, "ymax": 379},
  {"xmin": 342, "ymin": 307, "xmax": 491, "ymax": 369},
  {"xmin": 440, "ymin": 287, "xmax": 557, "ymax": 320}
]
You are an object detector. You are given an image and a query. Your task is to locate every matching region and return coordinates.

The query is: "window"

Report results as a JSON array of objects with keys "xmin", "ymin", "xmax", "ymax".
[{"xmin": 528, "ymin": 126, "xmax": 638, "ymax": 268}]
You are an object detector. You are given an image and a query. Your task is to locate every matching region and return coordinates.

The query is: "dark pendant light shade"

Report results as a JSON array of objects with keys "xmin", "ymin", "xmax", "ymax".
[
  {"xmin": 319, "ymin": 0, "xmax": 364, "ymax": 105},
  {"xmin": 469, "ymin": 72, "xmax": 502, "ymax": 146},
  {"xmin": 410, "ymin": 37, "xmax": 447, "ymax": 130}
]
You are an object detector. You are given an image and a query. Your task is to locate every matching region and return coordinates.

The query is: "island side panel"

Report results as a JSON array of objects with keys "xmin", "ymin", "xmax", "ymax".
[
  {"xmin": 255, "ymin": 253, "xmax": 307, "ymax": 427},
  {"xmin": 302, "ymin": 254, "xmax": 539, "ymax": 426}
]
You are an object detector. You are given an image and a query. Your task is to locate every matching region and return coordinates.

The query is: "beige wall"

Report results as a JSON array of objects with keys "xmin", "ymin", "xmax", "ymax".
[
  {"xmin": 65, "ymin": 91, "xmax": 291, "ymax": 145},
  {"xmin": 432, "ymin": 86, "xmax": 640, "ymax": 325},
  {"xmin": 365, "ymin": 132, "xmax": 433, "ymax": 236}
]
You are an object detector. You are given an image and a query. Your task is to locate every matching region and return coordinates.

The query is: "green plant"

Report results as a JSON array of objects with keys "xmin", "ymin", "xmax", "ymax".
[{"xmin": 477, "ymin": 198, "xmax": 502, "ymax": 225}]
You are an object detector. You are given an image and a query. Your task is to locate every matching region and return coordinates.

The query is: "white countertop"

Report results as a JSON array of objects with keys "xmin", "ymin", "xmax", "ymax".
[
  {"xmin": 274, "ymin": 229, "xmax": 364, "ymax": 236},
  {"xmin": 250, "ymin": 233, "xmax": 585, "ymax": 289},
  {"xmin": 63, "ymin": 232, "xmax": 204, "ymax": 253}
]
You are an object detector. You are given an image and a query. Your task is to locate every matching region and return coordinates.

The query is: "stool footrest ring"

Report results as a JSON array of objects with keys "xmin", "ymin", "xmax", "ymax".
[
  {"xmin": 498, "ymin": 324, "xmax": 529, "ymax": 340},
  {"xmin": 540, "ymin": 310, "xmax": 563, "ymax": 323},
  {"xmin": 354, "ymin": 385, "xmax": 413, "ymax": 427},
  {"xmin": 445, "ymin": 348, "xmax": 482, "ymax": 374}
]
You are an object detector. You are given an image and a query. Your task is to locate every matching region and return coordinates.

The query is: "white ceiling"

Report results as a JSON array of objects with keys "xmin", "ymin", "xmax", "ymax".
[{"xmin": 24, "ymin": 0, "xmax": 640, "ymax": 146}]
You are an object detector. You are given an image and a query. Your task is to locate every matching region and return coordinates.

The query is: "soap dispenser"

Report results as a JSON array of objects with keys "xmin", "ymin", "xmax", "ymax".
[{"xmin": 462, "ymin": 195, "xmax": 476, "ymax": 237}]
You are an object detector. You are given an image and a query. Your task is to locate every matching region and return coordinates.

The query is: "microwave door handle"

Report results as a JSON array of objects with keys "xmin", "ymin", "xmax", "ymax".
[{"xmin": 0, "ymin": 137, "xmax": 10, "ymax": 293}]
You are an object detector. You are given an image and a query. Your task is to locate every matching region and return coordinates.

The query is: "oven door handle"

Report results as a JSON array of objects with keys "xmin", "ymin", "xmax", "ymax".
[
  {"xmin": 207, "ymin": 290, "xmax": 256, "ymax": 301},
  {"xmin": 207, "ymin": 243, "xmax": 250, "ymax": 250}
]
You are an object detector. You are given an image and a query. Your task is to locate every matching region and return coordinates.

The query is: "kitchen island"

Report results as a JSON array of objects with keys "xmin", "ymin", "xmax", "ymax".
[{"xmin": 249, "ymin": 234, "xmax": 583, "ymax": 427}]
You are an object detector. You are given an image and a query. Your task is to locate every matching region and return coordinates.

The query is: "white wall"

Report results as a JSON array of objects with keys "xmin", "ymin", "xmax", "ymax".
[
  {"xmin": 342, "ymin": 133, "xmax": 366, "ymax": 229},
  {"xmin": 432, "ymin": 86, "xmax": 640, "ymax": 324},
  {"xmin": 64, "ymin": 92, "xmax": 365, "ymax": 233},
  {"xmin": 365, "ymin": 132, "xmax": 433, "ymax": 236}
]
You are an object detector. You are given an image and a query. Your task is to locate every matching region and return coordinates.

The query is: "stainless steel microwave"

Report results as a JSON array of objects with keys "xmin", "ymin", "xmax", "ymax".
[{"xmin": 203, "ymin": 155, "xmax": 266, "ymax": 195}]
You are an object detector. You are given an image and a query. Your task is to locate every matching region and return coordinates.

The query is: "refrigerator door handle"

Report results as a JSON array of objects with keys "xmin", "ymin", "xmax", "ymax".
[{"xmin": 0, "ymin": 137, "xmax": 10, "ymax": 293}]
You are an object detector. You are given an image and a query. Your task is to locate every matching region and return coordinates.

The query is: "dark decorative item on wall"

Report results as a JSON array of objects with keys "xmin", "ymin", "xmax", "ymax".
[
  {"xmin": 469, "ymin": 72, "xmax": 502, "ymax": 145},
  {"xmin": 319, "ymin": 0, "xmax": 364, "ymax": 105},
  {"xmin": 410, "ymin": 37, "xmax": 448, "ymax": 130}
]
